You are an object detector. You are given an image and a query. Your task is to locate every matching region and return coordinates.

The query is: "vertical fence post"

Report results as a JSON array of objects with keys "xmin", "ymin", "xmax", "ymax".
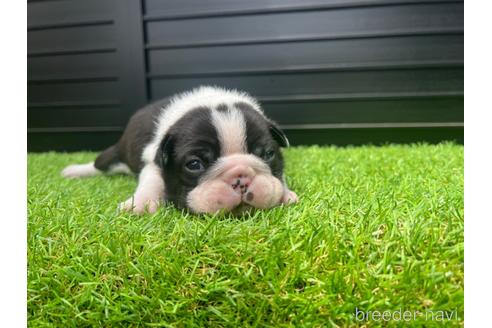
[{"xmin": 114, "ymin": 0, "xmax": 148, "ymax": 118}]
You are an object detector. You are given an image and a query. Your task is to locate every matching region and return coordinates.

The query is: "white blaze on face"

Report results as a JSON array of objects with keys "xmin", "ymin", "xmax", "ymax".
[
  {"xmin": 211, "ymin": 107, "xmax": 247, "ymax": 156},
  {"xmin": 141, "ymin": 86, "xmax": 264, "ymax": 165}
]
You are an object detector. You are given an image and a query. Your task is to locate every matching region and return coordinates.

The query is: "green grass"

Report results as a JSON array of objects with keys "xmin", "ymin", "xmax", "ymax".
[{"xmin": 28, "ymin": 143, "xmax": 464, "ymax": 327}]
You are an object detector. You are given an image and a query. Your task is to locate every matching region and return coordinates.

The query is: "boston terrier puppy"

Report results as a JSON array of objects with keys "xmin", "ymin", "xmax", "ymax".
[{"xmin": 62, "ymin": 86, "xmax": 298, "ymax": 214}]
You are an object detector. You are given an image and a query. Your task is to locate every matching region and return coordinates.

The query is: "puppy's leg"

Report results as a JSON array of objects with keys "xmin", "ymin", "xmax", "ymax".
[
  {"xmin": 281, "ymin": 188, "xmax": 298, "ymax": 204},
  {"xmin": 61, "ymin": 161, "xmax": 100, "ymax": 178},
  {"xmin": 62, "ymin": 145, "xmax": 132, "ymax": 178},
  {"xmin": 281, "ymin": 175, "xmax": 299, "ymax": 205},
  {"xmin": 119, "ymin": 163, "xmax": 164, "ymax": 214}
]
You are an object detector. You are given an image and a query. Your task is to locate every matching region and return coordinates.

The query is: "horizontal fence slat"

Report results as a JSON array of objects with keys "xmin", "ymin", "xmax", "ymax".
[
  {"xmin": 28, "ymin": 127, "xmax": 124, "ymax": 133},
  {"xmin": 28, "ymin": 52, "xmax": 119, "ymax": 81},
  {"xmin": 28, "ymin": 131, "xmax": 122, "ymax": 152},
  {"xmin": 149, "ymin": 68, "xmax": 463, "ymax": 99},
  {"xmin": 28, "ymin": 24, "xmax": 116, "ymax": 54},
  {"xmin": 28, "ymin": 20, "xmax": 115, "ymax": 32},
  {"xmin": 27, "ymin": 122, "xmax": 464, "ymax": 134},
  {"xmin": 281, "ymin": 122, "xmax": 463, "ymax": 129},
  {"xmin": 28, "ymin": 47, "xmax": 117, "ymax": 57},
  {"xmin": 146, "ymin": 29, "xmax": 463, "ymax": 51},
  {"xmin": 146, "ymin": 61, "xmax": 463, "ymax": 78},
  {"xmin": 28, "ymin": 100, "xmax": 120, "ymax": 108},
  {"xmin": 143, "ymin": 0, "xmax": 462, "ymax": 20},
  {"xmin": 285, "ymin": 126, "xmax": 463, "ymax": 146},
  {"xmin": 146, "ymin": 3, "xmax": 463, "ymax": 49},
  {"xmin": 28, "ymin": 81, "xmax": 120, "ymax": 104},
  {"xmin": 264, "ymin": 96, "xmax": 464, "ymax": 125},
  {"xmin": 258, "ymin": 91, "xmax": 463, "ymax": 102},
  {"xmin": 28, "ymin": 77, "xmax": 119, "ymax": 84},
  {"xmin": 28, "ymin": 96, "xmax": 463, "ymax": 130},
  {"xmin": 147, "ymin": 35, "xmax": 463, "ymax": 76},
  {"xmin": 28, "ymin": 0, "xmax": 115, "ymax": 30},
  {"xmin": 29, "ymin": 107, "xmax": 126, "ymax": 128}
]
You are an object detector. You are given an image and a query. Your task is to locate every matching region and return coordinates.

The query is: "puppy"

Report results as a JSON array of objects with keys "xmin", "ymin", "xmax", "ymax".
[{"xmin": 62, "ymin": 86, "xmax": 298, "ymax": 214}]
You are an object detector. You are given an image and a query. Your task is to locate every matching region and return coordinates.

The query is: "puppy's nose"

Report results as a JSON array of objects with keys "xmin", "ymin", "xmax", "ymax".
[
  {"xmin": 231, "ymin": 175, "xmax": 252, "ymax": 194},
  {"xmin": 224, "ymin": 165, "xmax": 255, "ymax": 194}
]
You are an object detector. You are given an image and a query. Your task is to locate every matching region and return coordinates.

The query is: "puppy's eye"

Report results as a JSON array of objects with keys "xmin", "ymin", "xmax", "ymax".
[
  {"xmin": 263, "ymin": 150, "xmax": 275, "ymax": 162},
  {"xmin": 185, "ymin": 159, "xmax": 205, "ymax": 172}
]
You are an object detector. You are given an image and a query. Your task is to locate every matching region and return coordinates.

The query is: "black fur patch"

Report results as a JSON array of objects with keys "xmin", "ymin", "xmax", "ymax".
[
  {"xmin": 235, "ymin": 102, "xmax": 285, "ymax": 179},
  {"xmin": 160, "ymin": 107, "xmax": 220, "ymax": 208},
  {"xmin": 94, "ymin": 145, "xmax": 120, "ymax": 171},
  {"xmin": 269, "ymin": 121, "xmax": 289, "ymax": 148},
  {"xmin": 95, "ymin": 98, "xmax": 170, "ymax": 173},
  {"xmin": 235, "ymin": 102, "xmax": 288, "ymax": 148},
  {"xmin": 216, "ymin": 103, "xmax": 228, "ymax": 112}
]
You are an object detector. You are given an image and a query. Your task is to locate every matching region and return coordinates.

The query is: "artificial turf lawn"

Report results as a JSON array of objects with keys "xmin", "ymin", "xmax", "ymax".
[{"xmin": 27, "ymin": 143, "xmax": 464, "ymax": 327}]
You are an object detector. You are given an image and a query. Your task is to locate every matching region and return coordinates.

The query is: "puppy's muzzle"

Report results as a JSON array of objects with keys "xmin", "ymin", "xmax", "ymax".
[
  {"xmin": 224, "ymin": 165, "xmax": 254, "ymax": 194},
  {"xmin": 186, "ymin": 154, "xmax": 287, "ymax": 214}
]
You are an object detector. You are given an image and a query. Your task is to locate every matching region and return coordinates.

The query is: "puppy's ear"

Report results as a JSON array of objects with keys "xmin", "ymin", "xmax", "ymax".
[
  {"xmin": 269, "ymin": 121, "xmax": 290, "ymax": 147},
  {"xmin": 155, "ymin": 134, "xmax": 173, "ymax": 167}
]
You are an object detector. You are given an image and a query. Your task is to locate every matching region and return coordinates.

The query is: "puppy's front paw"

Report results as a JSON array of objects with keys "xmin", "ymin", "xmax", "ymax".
[
  {"xmin": 242, "ymin": 175, "xmax": 284, "ymax": 209},
  {"xmin": 119, "ymin": 196, "xmax": 160, "ymax": 214},
  {"xmin": 281, "ymin": 189, "xmax": 298, "ymax": 205}
]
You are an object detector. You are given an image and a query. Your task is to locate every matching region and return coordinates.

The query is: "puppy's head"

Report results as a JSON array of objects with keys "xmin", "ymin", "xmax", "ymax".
[{"xmin": 157, "ymin": 102, "xmax": 290, "ymax": 214}]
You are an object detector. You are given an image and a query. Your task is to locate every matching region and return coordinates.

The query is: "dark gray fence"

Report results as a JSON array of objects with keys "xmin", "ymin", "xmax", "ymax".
[{"xmin": 28, "ymin": 0, "xmax": 464, "ymax": 151}]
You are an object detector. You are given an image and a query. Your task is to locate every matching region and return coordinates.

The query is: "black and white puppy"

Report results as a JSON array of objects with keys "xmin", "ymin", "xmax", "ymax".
[{"xmin": 62, "ymin": 86, "xmax": 298, "ymax": 214}]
